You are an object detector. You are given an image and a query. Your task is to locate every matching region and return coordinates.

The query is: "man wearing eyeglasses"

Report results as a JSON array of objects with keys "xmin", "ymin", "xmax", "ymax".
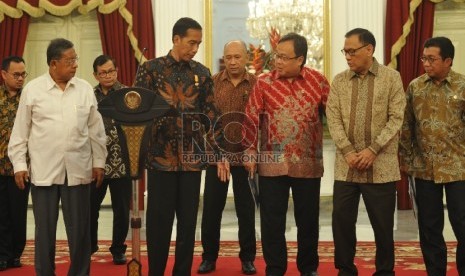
[
  {"xmin": 90, "ymin": 55, "xmax": 131, "ymax": 265},
  {"xmin": 400, "ymin": 36, "xmax": 465, "ymax": 276},
  {"xmin": 0, "ymin": 56, "xmax": 29, "ymax": 271},
  {"xmin": 243, "ymin": 33, "xmax": 329, "ymax": 276},
  {"xmin": 8, "ymin": 38, "xmax": 107, "ymax": 276},
  {"xmin": 326, "ymin": 28, "xmax": 405, "ymax": 276}
]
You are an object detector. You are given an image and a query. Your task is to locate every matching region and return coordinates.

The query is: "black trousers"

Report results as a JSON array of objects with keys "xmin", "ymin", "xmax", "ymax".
[
  {"xmin": 201, "ymin": 166, "xmax": 256, "ymax": 262},
  {"xmin": 0, "ymin": 175, "xmax": 30, "ymax": 262},
  {"xmin": 259, "ymin": 175, "xmax": 321, "ymax": 276},
  {"xmin": 146, "ymin": 169, "xmax": 201, "ymax": 276},
  {"xmin": 90, "ymin": 177, "xmax": 131, "ymax": 255},
  {"xmin": 415, "ymin": 179, "xmax": 465, "ymax": 276},
  {"xmin": 332, "ymin": 181, "xmax": 396, "ymax": 276}
]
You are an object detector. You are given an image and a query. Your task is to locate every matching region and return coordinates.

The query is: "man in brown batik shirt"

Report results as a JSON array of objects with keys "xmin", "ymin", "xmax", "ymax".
[{"xmin": 198, "ymin": 40, "xmax": 257, "ymax": 275}]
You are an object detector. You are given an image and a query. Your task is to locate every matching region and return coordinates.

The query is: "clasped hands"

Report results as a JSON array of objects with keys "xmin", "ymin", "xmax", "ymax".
[{"xmin": 345, "ymin": 148, "xmax": 377, "ymax": 171}]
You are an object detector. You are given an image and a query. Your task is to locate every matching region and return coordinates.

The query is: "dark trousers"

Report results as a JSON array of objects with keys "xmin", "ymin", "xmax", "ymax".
[
  {"xmin": 0, "ymin": 175, "xmax": 30, "ymax": 262},
  {"xmin": 201, "ymin": 166, "xmax": 256, "ymax": 262},
  {"xmin": 259, "ymin": 175, "xmax": 320, "ymax": 276},
  {"xmin": 415, "ymin": 179, "xmax": 465, "ymax": 276},
  {"xmin": 31, "ymin": 182, "xmax": 91, "ymax": 276},
  {"xmin": 90, "ymin": 177, "xmax": 131, "ymax": 255},
  {"xmin": 146, "ymin": 170, "xmax": 201, "ymax": 276},
  {"xmin": 332, "ymin": 181, "xmax": 396, "ymax": 276}
]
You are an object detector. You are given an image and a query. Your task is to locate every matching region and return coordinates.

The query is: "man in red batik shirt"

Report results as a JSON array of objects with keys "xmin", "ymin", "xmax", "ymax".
[{"xmin": 242, "ymin": 33, "xmax": 329, "ymax": 276}]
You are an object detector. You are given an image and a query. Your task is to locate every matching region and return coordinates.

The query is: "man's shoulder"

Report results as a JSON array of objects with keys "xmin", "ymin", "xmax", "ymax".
[
  {"xmin": 23, "ymin": 73, "xmax": 48, "ymax": 89},
  {"xmin": 333, "ymin": 69, "xmax": 351, "ymax": 83},
  {"xmin": 302, "ymin": 66, "xmax": 325, "ymax": 78},
  {"xmin": 212, "ymin": 70, "xmax": 223, "ymax": 81},
  {"xmin": 72, "ymin": 76, "xmax": 93, "ymax": 89},
  {"xmin": 409, "ymin": 73, "xmax": 428, "ymax": 86},
  {"xmin": 377, "ymin": 64, "xmax": 401, "ymax": 78}
]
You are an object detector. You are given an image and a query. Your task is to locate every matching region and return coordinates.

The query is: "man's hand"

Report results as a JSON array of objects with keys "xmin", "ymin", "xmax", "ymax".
[
  {"xmin": 354, "ymin": 148, "xmax": 377, "ymax": 170},
  {"xmin": 344, "ymin": 152, "xmax": 359, "ymax": 169},
  {"xmin": 217, "ymin": 159, "xmax": 230, "ymax": 183},
  {"xmin": 14, "ymin": 171, "xmax": 29, "ymax": 190},
  {"xmin": 243, "ymin": 149, "xmax": 257, "ymax": 178},
  {"xmin": 92, "ymin": 168, "xmax": 105, "ymax": 188}
]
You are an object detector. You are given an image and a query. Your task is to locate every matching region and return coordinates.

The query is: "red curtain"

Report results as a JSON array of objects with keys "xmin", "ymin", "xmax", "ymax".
[
  {"xmin": 385, "ymin": 0, "xmax": 435, "ymax": 89},
  {"xmin": 97, "ymin": 0, "xmax": 155, "ymax": 87},
  {"xmin": 385, "ymin": 0, "xmax": 435, "ymax": 210},
  {"xmin": 0, "ymin": 0, "xmax": 30, "ymax": 85}
]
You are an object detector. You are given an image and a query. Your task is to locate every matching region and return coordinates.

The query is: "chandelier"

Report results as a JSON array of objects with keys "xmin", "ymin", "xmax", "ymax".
[{"xmin": 246, "ymin": 0, "xmax": 324, "ymax": 72}]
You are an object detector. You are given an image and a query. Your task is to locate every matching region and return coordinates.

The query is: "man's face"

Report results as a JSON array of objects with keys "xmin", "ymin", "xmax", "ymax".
[
  {"xmin": 421, "ymin": 46, "xmax": 451, "ymax": 80},
  {"xmin": 223, "ymin": 42, "xmax": 248, "ymax": 77},
  {"xmin": 93, "ymin": 60, "xmax": 118, "ymax": 89},
  {"xmin": 274, "ymin": 40, "xmax": 304, "ymax": 78},
  {"xmin": 342, "ymin": 35, "xmax": 372, "ymax": 74},
  {"xmin": 1, "ymin": 61, "xmax": 26, "ymax": 91},
  {"xmin": 172, "ymin": 29, "xmax": 202, "ymax": 62},
  {"xmin": 52, "ymin": 48, "xmax": 78, "ymax": 81}
]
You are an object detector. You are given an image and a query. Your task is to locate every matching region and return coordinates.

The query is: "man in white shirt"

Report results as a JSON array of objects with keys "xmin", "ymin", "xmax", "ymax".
[{"xmin": 8, "ymin": 38, "xmax": 107, "ymax": 276}]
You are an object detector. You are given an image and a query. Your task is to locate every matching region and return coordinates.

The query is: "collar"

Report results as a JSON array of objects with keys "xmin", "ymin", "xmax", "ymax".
[
  {"xmin": 219, "ymin": 69, "xmax": 252, "ymax": 83},
  {"xmin": 1, "ymin": 84, "xmax": 21, "ymax": 98},
  {"xmin": 349, "ymin": 57, "xmax": 380, "ymax": 79},
  {"xmin": 46, "ymin": 71, "xmax": 76, "ymax": 91},
  {"xmin": 94, "ymin": 81, "xmax": 123, "ymax": 94},
  {"xmin": 165, "ymin": 50, "xmax": 194, "ymax": 69},
  {"xmin": 423, "ymin": 69, "xmax": 453, "ymax": 84},
  {"xmin": 271, "ymin": 67, "xmax": 306, "ymax": 81}
]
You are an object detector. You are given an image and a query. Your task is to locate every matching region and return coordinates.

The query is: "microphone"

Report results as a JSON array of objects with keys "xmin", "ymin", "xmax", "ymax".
[{"xmin": 133, "ymin": 47, "xmax": 148, "ymax": 87}]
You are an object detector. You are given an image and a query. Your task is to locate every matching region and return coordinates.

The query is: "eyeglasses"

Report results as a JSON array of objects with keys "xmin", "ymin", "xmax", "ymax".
[
  {"xmin": 7, "ymin": 72, "xmax": 28, "ymax": 79},
  {"xmin": 420, "ymin": 56, "xmax": 442, "ymax": 64},
  {"xmin": 59, "ymin": 56, "xmax": 79, "ymax": 66},
  {"xmin": 272, "ymin": 53, "xmax": 299, "ymax": 62},
  {"xmin": 341, "ymin": 44, "xmax": 368, "ymax": 56},
  {"xmin": 96, "ymin": 69, "xmax": 117, "ymax": 78}
]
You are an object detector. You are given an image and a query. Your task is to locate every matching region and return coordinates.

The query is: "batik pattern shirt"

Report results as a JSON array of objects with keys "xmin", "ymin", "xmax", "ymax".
[
  {"xmin": 0, "ymin": 86, "xmax": 20, "ymax": 176},
  {"xmin": 134, "ymin": 51, "xmax": 219, "ymax": 171},
  {"xmin": 213, "ymin": 70, "xmax": 256, "ymax": 165},
  {"xmin": 94, "ymin": 82, "xmax": 128, "ymax": 178},
  {"xmin": 400, "ymin": 70, "xmax": 465, "ymax": 183},
  {"xmin": 326, "ymin": 59, "xmax": 405, "ymax": 183},
  {"xmin": 242, "ymin": 67, "xmax": 330, "ymax": 178}
]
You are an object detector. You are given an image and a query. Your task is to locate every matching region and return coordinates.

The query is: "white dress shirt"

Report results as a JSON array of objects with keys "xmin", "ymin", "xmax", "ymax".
[{"xmin": 8, "ymin": 72, "xmax": 107, "ymax": 186}]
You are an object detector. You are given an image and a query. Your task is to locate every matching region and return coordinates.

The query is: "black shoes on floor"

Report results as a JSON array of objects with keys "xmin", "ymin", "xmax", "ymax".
[
  {"xmin": 112, "ymin": 253, "xmax": 127, "ymax": 265},
  {"xmin": 198, "ymin": 259, "xmax": 257, "ymax": 275},
  {"xmin": 198, "ymin": 260, "xmax": 216, "ymax": 273},
  {"xmin": 0, "ymin": 258, "xmax": 22, "ymax": 271},
  {"xmin": 241, "ymin": 261, "xmax": 257, "ymax": 275}
]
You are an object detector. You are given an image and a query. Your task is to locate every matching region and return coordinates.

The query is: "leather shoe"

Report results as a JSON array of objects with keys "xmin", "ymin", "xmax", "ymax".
[
  {"xmin": 242, "ymin": 261, "xmax": 256, "ymax": 275},
  {"xmin": 7, "ymin": 258, "xmax": 22, "ymax": 268},
  {"xmin": 301, "ymin": 272, "xmax": 318, "ymax": 276},
  {"xmin": 112, "ymin": 253, "xmax": 127, "ymax": 265},
  {"xmin": 0, "ymin": 260, "xmax": 6, "ymax": 271},
  {"xmin": 198, "ymin": 260, "xmax": 216, "ymax": 274}
]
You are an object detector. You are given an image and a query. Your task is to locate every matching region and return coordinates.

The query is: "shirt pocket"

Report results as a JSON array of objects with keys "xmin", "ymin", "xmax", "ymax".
[{"xmin": 75, "ymin": 105, "xmax": 91, "ymax": 134}]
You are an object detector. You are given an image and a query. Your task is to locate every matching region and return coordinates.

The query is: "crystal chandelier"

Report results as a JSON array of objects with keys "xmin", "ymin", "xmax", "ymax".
[{"xmin": 246, "ymin": 0, "xmax": 324, "ymax": 72}]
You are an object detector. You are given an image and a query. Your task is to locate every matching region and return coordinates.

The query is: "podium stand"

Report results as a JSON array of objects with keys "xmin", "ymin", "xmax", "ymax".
[{"xmin": 98, "ymin": 87, "xmax": 170, "ymax": 275}]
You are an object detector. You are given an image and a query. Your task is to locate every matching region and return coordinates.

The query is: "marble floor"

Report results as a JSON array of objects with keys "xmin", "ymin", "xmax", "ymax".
[{"xmin": 26, "ymin": 196, "xmax": 457, "ymax": 242}]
